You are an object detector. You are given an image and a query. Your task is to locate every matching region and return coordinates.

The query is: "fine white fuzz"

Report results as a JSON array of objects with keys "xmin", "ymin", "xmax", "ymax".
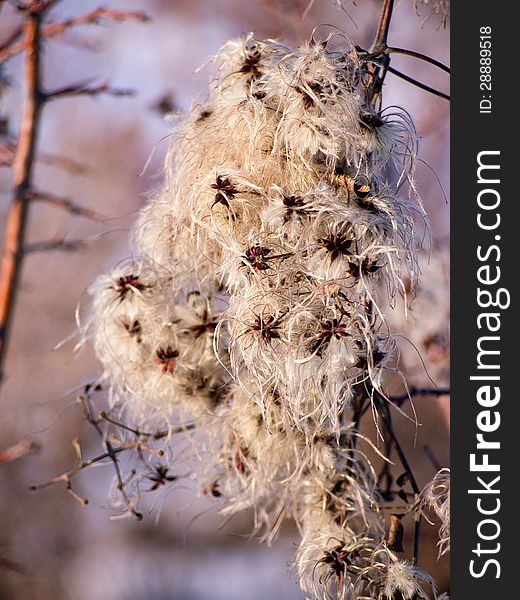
[{"xmin": 418, "ymin": 469, "xmax": 450, "ymax": 557}]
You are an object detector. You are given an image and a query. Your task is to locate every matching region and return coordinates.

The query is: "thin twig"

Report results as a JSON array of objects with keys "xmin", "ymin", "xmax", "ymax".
[
  {"xmin": 388, "ymin": 65, "xmax": 450, "ymax": 100},
  {"xmin": 386, "ymin": 46, "xmax": 450, "ymax": 73},
  {"xmin": 30, "ymin": 391, "xmax": 189, "ymax": 518},
  {"xmin": 0, "ymin": 25, "xmax": 23, "ymax": 54},
  {"xmin": 29, "ymin": 189, "xmax": 104, "ymax": 220},
  {"xmin": 23, "ymin": 238, "xmax": 86, "ymax": 254},
  {"xmin": 392, "ymin": 387, "xmax": 450, "ymax": 407},
  {"xmin": 36, "ymin": 151, "xmax": 86, "ymax": 173},
  {"xmin": 98, "ymin": 410, "xmax": 196, "ymax": 439},
  {"xmin": 1, "ymin": 140, "xmax": 87, "ymax": 173},
  {"xmin": 43, "ymin": 81, "xmax": 134, "ymax": 101}
]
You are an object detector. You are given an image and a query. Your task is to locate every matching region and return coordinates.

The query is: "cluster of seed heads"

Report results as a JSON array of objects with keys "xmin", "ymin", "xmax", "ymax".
[{"xmin": 86, "ymin": 33, "xmax": 449, "ymax": 599}]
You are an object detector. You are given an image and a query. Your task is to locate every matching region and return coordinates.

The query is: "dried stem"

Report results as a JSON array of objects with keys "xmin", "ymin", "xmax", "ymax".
[
  {"xmin": 363, "ymin": 0, "xmax": 450, "ymax": 105},
  {"xmin": 366, "ymin": 0, "xmax": 394, "ymax": 108},
  {"xmin": 375, "ymin": 391, "xmax": 423, "ymax": 566},
  {"xmin": 98, "ymin": 410, "xmax": 196, "ymax": 439},
  {"xmin": 392, "ymin": 386, "xmax": 450, "ymax": 407},
  {"xmin": 369, "ymin": 0, "xmax": 394, "ymax": 53},
  {"xmin": 386, "ymin": 46, "xmax": 450, "ymax": 73},
  {"xmin": 388, "ymin": 66, "xmax": 450, "ymax": 100}
]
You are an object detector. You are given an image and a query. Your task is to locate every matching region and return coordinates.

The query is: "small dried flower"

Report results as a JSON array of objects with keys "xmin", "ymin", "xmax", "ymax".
[
  {"xmin": 155, "ymin": 346, "xmax": 179, "ymax": 374},
  {"xmin": 211, "ymin": 175, "xmax": 238, "ymax": 208},
  {"xmin": 114, "ymin": 274, "xmax": 148, "ymax": 300},
  {"xmin": 146, "ymin": 464, "xmax": 177, "ymax": 491}
]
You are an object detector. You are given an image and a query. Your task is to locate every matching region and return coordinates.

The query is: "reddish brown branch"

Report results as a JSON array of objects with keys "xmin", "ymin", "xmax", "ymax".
[
  {"xmin": 0, "ymin": 142, "xmax": 15, "ymax": 168},
  {"xmin": 0, "ymin": 4, "xmax": 144, "ymax": 383},
  {"xmin": 0, "ymin": 25, "xmax": 23, "ymax": 54},
  {"xmin": 36, "ymin": 151, "xmax": 86, "ymax": 173},
  {"xmin": 0, "ymin": 5, "xmax": 44, "ymax": 382},
  {"xmin": 0, "ymin": 438, "xmax": 40, "ymax": 464}
]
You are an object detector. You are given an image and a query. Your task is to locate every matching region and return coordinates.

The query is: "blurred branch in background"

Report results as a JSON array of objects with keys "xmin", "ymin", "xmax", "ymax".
[
  {"xmin": 0, "ymin": 5, "xmax": 150, "ymax": 64},
  {"xmin": 0, "ymin": 1, "xmax": 149, "ymax": 384}
]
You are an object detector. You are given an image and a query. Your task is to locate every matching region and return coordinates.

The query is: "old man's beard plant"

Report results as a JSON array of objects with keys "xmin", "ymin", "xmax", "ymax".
[{"xmin": 86, "ymin": 34, "xmax": 448, "ymax": 599}]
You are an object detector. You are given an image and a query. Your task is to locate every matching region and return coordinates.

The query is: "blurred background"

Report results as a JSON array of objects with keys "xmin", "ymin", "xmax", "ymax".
[{"xmin": 0, "ymin": 1, "xmax": 449, "ymax": 598}]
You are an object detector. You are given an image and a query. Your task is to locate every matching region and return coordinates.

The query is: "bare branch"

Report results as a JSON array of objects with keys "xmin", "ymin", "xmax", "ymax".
[
  {"xmin": 0, "ymin": 438, "xmax": 40, "ymax": 464},
  {"xmin": 1, "ymin": 140, "xmax": 87, "ymax": 173},
  {"xmin": 29, "ymin": 189, "xmax": 105, "ymax": 220},
  {"xmin": 391, "ymin": 386, "xmax": 450, "ymax": 407},
  {"xmin": 30, "ymin": 396, "xmax": 143, "ymax": 519},
  {"xmin": 0, "ymin": 4, "xmax": 43, "ymax": 383},
  {"xmin": 0, "ymin": 142, "xmax": 14, "ymax": 167},
  {"xmin": 0, "ymin": 25, "xmax": 23, "ymax": 54},
  {"xmin": 30, "ymin": 391, "xmax": 187, "ymax": 519},
  {"xmin": 367, "ymin": 0, "xmax": 394, "ymax": 107},
  {"xmin": 23, "ymin": 238, "xmax": 86, "ymax": 254},
  {"xmin": 0, "ymin": 7, "xmax": 150, "ymax": 64},
  {"xmin": 43, "ymin": 81, "xmax": 134, "ymax": 102},
  {"xmin": 0, "ymin": 4, "xmax": 147, "ymax": 384},
  {"xmin": 36, "ymin": 151, "xmax": 87, "ymax": 173},
  {"xmin": 98, "ymin": 410, "xmax": 196, "ymax": 439},
  {"xmin": 369, "ymin": 0, "xmax": 394, "ymax": 52}
]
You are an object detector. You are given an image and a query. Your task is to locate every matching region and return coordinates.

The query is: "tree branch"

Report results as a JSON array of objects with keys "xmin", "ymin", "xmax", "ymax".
[
  {"xmin": 367, "ymin": 0, "xmax": 394, "ymax": 107},
  {"xmin": 1, "ymin": 140, "xmax": 87, "ymax": 173},
  {"xmin": 0, "ymin": 7, "xmax": 150, "ymax": 64},
  {"xmin": 43, "ymin": 81, "xmax": 134, "ymax": 101},
  {"xmin": 29, "ymin": 189, "xmax": 105, "ymax": 219},
  {"xmin": 23, "ymin": 238, "xmax": 86, "ymax": 254},
  {"xmin": 0, "ymin": 4, "xmax": 44, "ymax": 383},
  {"xmin": 369, "ymin": 0, "xmax": 394, "ymax": 53}
]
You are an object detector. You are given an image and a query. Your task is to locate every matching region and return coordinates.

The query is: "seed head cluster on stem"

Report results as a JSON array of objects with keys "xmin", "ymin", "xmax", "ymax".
[{"xmin": 84, "ymin": 30, "xmax": 448, "ymax": 599}]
